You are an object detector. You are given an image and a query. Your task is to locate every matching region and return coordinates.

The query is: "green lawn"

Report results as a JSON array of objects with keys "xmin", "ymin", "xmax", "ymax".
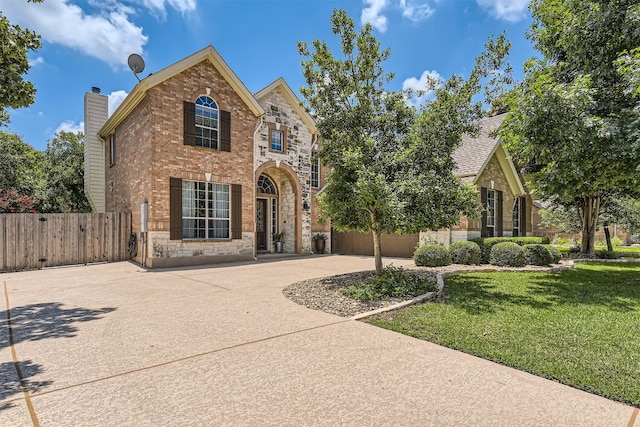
[
  {"xmin": 368, "ymin": 262, "xmax": 640, "ymax": 407},
  {"xmin": 555, "ymin": 245, "xmax": 640, "ymax": 257}
]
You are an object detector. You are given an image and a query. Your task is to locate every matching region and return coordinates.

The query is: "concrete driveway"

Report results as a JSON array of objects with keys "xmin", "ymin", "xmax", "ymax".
[{"xmin": 1, "ymin": 255, "xmax": 637, "ymax": 426}]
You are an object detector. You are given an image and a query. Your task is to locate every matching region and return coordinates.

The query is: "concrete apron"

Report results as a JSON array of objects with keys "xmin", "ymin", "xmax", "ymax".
[{"xmin": 1, "ymin": 256, "xmax": 637, "ymax": 426}]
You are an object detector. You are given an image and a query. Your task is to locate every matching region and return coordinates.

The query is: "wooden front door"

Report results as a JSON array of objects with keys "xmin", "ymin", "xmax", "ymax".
[{"xmin": 256, "ymin": 198, "xmax": 268, "ymax": 250}]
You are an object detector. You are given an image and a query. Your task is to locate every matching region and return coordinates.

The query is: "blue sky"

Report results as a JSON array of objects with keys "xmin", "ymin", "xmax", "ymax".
[{"xmin": 4, "ymin": 0, "xmax": 536, "ymax": 151}]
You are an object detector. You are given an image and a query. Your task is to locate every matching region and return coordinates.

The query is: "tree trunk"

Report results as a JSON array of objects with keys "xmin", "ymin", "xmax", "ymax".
[
  {"xmin": 370, "ymin": 209, "xmax": 383, "ymax": 274},
  {"xmin": 604, "ymin": 226, "xmax": 613, "ymax": 252},
  {"xmin": 579, "ymin": 195, "xmax": 601, "ymax": 256}
]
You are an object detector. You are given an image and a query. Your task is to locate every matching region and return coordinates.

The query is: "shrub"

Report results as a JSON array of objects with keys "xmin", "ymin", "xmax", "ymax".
[
  {"xmin": 490, "ymin": 242, "xmax": 526, "ymax": 267},
  {"xmin": 449, "ymin": 241, "xmax": 481, "ymax": 265},
  {"xmin": 414, "ymin": 244, "xmax": 451, "ymax": 267},
  {"xmin": 546, "ymin": 246, "xmax": 563, "ymax": 264},
  {"xmin": 597, "ymin": 250, "xmax": 620, "ymax": 259},
  {"xmin": 524, "ymin": 244, "xmax": 554, "ymax": 266},
  {"xmin": 340, "ymin": 266, "xmax": 437, "ymax": 301},
  {"xmin": 471, "ymin": 236, "xmax": 550, "ymax": 263},
  {"xmin": 611, "ymin": 236, "xmax": 623, "ymax": 247},
  {"xmin": 568, "ymin": 245, "xmax": 581, "ymax": 254}
]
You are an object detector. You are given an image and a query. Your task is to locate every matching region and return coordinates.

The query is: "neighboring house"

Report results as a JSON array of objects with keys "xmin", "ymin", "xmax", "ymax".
[
  {"xmin": 423, "ymin": 113, "xmax": 531, "ymax": 246},
  {"xmin": 84, "ymin": 46, "xmax": 329, "ymax": 268},
  {"xmin": 332, "ymin": 114, "xmax": 534, "ymax": 256}
]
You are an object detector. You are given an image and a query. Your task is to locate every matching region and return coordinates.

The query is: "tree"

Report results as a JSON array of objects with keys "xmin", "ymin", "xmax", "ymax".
[
  {"xmin": 41, "ymin": 131, "xmax": 91, "ymax": 213},
  {"xmin": 0, "ymin": 0, "xmax": 43, "ymax": 125},
  {"xmin": 0, "ymin": 130, "xmax": 45, "ymax": 197},
  {"xmin": 299, "ymin": 10, "xmax": 510, "ymax": 272},
  {"xmin": 499, "ymin": 0, "xmax": 640, "ymax": 255}
]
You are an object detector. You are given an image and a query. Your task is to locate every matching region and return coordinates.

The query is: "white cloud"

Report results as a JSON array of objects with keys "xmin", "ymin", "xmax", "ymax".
[
  {"xmin": 476, "ymin": 0, "xmax": 529, "ymax": 22},
  {"xmin": 399, "ymin": 0, "xmax": 434, "ymax": 22},
  {"xmin": 107, "ymin": 90, "xmax": 129, "ymax": 116},
  {"xmin": 362, "ymin": 0, "xmax": 389, "ymax": 32},
  {"xmin": 2, "ymin": 0, "xmax": 148, "ymax": 68},
  {"xmin": 402, "ymin": 69, "xmax": 442, "ymax": 106},
  {"xmin": 362, "ymin": 0, "xmax": 436, "ymax": 32},
  {"xmin": 139, "ymin": 0, "xmax": 196, "ymax": 17},
  {"xmin": 56, "ymin": 120, "xmax": 84, "ymax": 134},
  {"xmin": 28, "ymin": 56, "xmax": 45, "ymax": 67}
]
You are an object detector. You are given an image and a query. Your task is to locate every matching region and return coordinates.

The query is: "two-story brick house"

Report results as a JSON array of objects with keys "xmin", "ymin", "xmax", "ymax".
[{"xmin": 84, "ymin": 46, "xmax": 329, "ymax": 268}]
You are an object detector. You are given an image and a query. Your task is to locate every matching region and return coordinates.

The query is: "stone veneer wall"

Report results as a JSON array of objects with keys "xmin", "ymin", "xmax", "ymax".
[{"xmin": 255, "ymin": 87, "xmax": 315, "ymax": 253}]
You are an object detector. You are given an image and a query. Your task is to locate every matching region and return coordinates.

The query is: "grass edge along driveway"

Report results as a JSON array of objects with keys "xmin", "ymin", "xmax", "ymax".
[{"xmin": 367, "ymin": 262, "xmax": 640, "ymax": 408}]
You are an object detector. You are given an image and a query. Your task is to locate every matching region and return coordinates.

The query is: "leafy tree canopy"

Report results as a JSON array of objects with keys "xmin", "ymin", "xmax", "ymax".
[
  {"xmin": 0, "ymin": 130, "xmax": 45, "ymax": 196},
  {"xmin": 0, "ymin": 0, "xmax": 43, "ymax": 125},
  {"xmin": 41, "ymin": 131, "xmax": 91, "ymax": 213},
  {"xmin": 299, "ymin": 9, "xmax": 510, "ymax": 271},
  {"xmin": 499, "ymin": 0, "xmax": 640, "ymax": 255}
]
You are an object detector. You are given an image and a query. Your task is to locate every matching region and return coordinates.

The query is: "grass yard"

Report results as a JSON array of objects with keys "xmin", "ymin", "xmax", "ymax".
[
  {"xmin": 555, "ymin": 245, "xmax": 640, "ymax": 258},
  {"xmin": 368, "ymin": 262, "xmax": 640, "ymax": 407}
]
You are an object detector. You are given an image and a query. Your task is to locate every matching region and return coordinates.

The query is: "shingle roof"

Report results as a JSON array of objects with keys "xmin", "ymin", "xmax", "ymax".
[{"xmin": 453, "ymin": 113, "xmax": 506, "ymax": 177}]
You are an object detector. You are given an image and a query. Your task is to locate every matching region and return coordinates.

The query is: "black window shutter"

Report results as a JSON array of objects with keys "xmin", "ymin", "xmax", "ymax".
[
  {"xmin": 520, "ymin": 196, "xmax": 527, "ymax": 237},
  {"xmin": 480, "ymin": 187, "xmax": 488, "ymax": 237},
  {"xmin": 231, "ymin": 184, "xmax": 242, "ymax": 239},
  {"xmin": 170, "ymin": 178, "xmax": 183, "ymax": 240},
  {"xmin": 183, "ymin": 101, "xmax": 196, "ymax": 146},
  {"xmin": 220, "ymin": 110, "xmax": 231, "ymax": 152},
  {"xmin": 497, "ymin": 190, "xmax": 504, "ymax": 237}
]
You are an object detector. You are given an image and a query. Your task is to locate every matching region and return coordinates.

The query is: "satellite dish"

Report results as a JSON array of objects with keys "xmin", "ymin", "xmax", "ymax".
[{"xmin": 127, "ymin": 53, "xmax": 145, "ymax": 81}]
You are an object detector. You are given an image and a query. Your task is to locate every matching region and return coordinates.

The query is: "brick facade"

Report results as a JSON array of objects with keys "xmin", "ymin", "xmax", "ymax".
[
  {"xmin": 421, "ymin": 153, "xmax": 531, "ymax": 247},
  {"xmin": 105, "ymin": 59, "xmax": 260, "ymax": 267},
  {"xmin": 97, "ymin": 49, "xmax": 330, "ymax": 267}
]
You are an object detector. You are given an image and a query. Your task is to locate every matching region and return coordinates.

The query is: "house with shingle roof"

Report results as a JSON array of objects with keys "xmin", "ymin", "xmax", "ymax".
[
  {"xmin": 422, "ymin": 113, "xmax": 532, "ymax": 246},
  {"xmin": 83, "ymin": 46, "xmax": 330, "ymax": 268}
]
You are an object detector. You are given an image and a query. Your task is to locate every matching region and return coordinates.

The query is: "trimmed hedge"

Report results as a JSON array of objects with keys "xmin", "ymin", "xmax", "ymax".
[
  {"xmin": 414, "ymin": 244, "xmax": 452, "ymax": 267},
  {"xmin": 547, "ymin": 246, "xmax": 562, "ymax": 264},
  {"xmin": 449, "ymin": 241, "xmax": 482, "ymax": 265},
  {"xmin": 524, "ymin": 244, "xmax": 553, "ymax": 266},
  {"xmin": 489, "ymin": 242, "xmax": 526, "ymax": 267},
  {"xmin": 471, "ymin": 236, "xmax": 551, "ymax": 263}
]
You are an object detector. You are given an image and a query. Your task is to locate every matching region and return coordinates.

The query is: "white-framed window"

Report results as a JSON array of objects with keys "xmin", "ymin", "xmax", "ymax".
[
  {"xmin": 195, "ymin": 95, "xmax": 218, "ymax": 149},
  {"xmin": 512, "ymin": 198, "xmax": 520, "ymax": 236},
  {"xmin": 271, "ymin": 129, "xmax": 283, "ymax": 152},
  {"xmin": 311, "ymin": 151, "xmax": 320, "ymax": 188},
  {"xmin": 182, "ymin": 180, "xmax": 230, "ymax": 239},
  {"xmin": 486, "ymin": 189, "xmax": 496, "ymax": 237}
]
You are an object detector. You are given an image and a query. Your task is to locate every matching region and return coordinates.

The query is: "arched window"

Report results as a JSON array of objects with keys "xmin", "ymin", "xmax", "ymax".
[
  {"xmin": 257, "ymin": 175, "xmax": 277, "ymax": 195},
  {"xmin": 195, "ymin": 95, "xmax": 218, "ymax": 149}
]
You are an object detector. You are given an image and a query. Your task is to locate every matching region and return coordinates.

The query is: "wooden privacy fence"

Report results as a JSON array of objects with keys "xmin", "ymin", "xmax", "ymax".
[{"xmin": 0, "ymin": 212, "xmax": 132, "ymax": 272}]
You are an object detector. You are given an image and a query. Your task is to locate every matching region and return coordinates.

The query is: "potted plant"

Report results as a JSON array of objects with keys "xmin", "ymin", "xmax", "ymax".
[
  {"xmin": 272, "ymin": 230, "xmax": 285, "ymax": 253},
  {"xmin": 313, "ymin": 233, "xmax": 326, "ymax": 254}
]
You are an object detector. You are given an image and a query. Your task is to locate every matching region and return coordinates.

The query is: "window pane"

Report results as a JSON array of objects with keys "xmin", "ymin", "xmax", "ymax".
[
  {"xmin": 195, "ymin": 95, "xmax": 218, "ymax": 150},
  {"xmin": 271, "ymin": 130, "xmax": 283, "ymax": 152}
]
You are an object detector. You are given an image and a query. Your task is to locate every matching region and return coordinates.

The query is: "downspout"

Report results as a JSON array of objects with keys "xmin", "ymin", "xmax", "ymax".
[{"xmin": 252, "ymin": 114, "xmax": 265, "ymax": 261}]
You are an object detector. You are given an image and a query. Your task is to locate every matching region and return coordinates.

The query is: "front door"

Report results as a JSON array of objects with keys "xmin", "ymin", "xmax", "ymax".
[{"xmin": 256, "ymin": 198, "xmax": 268, "ymax": 250}]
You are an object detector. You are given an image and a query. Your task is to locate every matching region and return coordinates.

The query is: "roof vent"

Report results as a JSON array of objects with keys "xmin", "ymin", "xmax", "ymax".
[{"xmin": 91, "ymin": 86, "xmax": 101, "ymax": 94}]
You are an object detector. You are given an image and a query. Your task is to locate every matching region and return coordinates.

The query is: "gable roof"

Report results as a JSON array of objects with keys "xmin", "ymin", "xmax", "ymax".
[
  {"xmin": 254, "ymin": 77, "xmax": 317, "ymax": 135},
  {"xmin": 99, "ymin": 45, "xmax": 265, "ymax": 138},
  {"xmin": 453, "ymin": 113, "xmax": 526, "ymax": 196},
  {"xmin": 453, "ymin": 114, "xmax": 505, "ymax": 177}
]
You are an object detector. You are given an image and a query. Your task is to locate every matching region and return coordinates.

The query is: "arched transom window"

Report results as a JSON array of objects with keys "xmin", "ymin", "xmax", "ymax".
[
  {"xmin": 257, "ymin": 175, "xmax": 277, "ymax": 195},
  {"xmin": 195, "ymin": 95, "xmax": 218, "ymax": 149}
]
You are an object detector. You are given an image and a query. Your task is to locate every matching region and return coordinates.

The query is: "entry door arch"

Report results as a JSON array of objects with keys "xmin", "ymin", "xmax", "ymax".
[{"xmin": 256, "ymin": 174, "xmax": 278, "ymax": 251}]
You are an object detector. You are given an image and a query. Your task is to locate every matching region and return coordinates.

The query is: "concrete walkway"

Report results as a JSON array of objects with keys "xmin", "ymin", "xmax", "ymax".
[{"xmin": 1, "ymin": 255, "xmax": 637, "ymax": 426}]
